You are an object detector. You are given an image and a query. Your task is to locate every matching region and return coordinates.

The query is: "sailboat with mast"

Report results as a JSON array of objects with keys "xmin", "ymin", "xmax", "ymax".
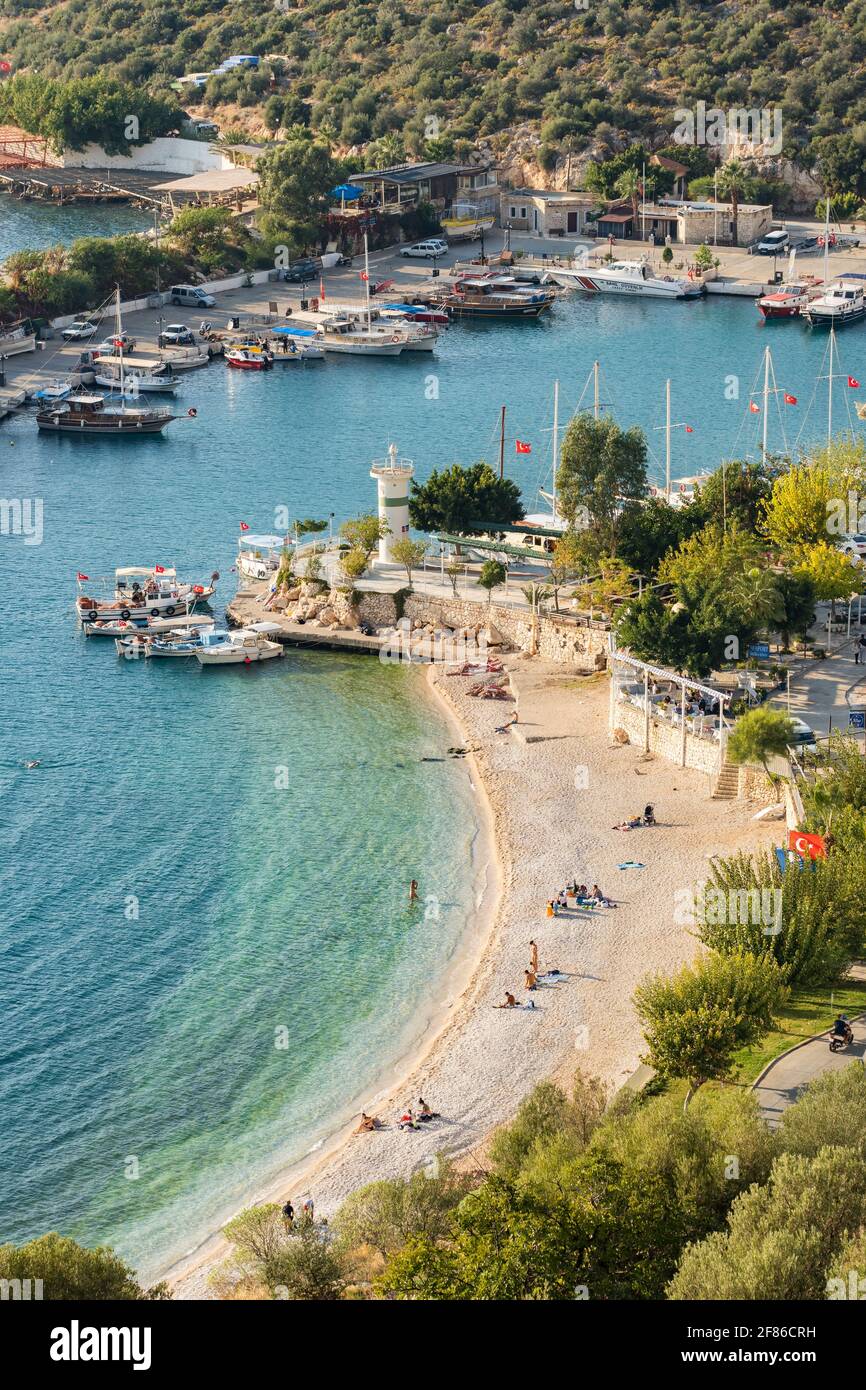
[
  {"xmin": 290, "ymin": 235, "xmax": 415, "ymax": 355},
  {"xmin": 804, "ymin": 199, "xmax": 866, "ymax": 326}
]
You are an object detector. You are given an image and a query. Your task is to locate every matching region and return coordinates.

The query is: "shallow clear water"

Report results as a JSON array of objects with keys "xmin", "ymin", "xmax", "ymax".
[
  {"xmin": 0, "ymin": 195, "xmax": 151, "ymax": 262},
  {"xmin": 0, "ymin": 226, "xmax": 863, "ymax": 1278}
]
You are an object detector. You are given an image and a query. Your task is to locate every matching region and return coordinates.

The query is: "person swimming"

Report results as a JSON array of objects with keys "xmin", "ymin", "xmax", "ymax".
[{"xmin": 23, "ymin": 760, "xmax": 40, "ymax": 769}]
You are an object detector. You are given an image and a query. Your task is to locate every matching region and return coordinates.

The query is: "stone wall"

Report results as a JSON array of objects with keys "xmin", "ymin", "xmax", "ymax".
[{"xmin": 613, "ymin": 700, "xmax": 722, "ymax": 782}]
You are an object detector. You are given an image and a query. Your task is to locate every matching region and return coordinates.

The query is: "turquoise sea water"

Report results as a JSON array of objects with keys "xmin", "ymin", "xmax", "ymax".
[
  {"xmin": 0, "ymin": 195, "xmax": 151, "ymax": 262},
  {"xmin": 1, "ymin": 210, "xmax": 865, "ymax": 1279}
]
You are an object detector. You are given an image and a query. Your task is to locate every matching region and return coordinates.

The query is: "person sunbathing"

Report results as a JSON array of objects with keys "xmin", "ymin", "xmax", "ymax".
[
  {"xmin": 398, "ymin": 1108, "xmax": 419, "ymax": 1130},
  {"xmin": 355, "ymin": 1112, "xmax": 380, "ymax": 1133},
  {"xmin": 495, "ymin": 991, "xmax": 520, "ymax": 1008}
]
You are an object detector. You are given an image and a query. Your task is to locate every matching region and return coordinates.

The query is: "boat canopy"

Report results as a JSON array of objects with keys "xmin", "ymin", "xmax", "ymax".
[
  {"xmin": 116, "ymin": 566, "xmax": 177, "ymax": 579},
  {"xmin": 94, "ymin": 355, "xmax": 165, "ymax": 370},
  {"xmin": 239, "ymin": 534, "xmax": 287, "ymax": 550},
  {"xmin": 272, "ymin": 325, "xmax": 320, "ymax": 339}
]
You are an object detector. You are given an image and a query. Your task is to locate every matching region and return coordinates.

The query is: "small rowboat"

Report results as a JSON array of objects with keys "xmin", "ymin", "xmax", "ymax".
[{"xmin": 226, "ymin": 347, "xmax": 273, "ymax": 370}]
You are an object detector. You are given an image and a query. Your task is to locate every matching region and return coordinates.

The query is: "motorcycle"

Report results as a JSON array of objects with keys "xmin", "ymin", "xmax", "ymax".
[{"xmin": 830, "ymin": 1025, "xmax": 854, "ymax": 1053}]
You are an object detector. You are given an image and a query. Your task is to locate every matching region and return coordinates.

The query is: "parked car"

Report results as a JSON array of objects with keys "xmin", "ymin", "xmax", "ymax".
[
  {"xmin": 788, "ymin": 716, "xmax": 817, "ymax": 748},
  {"xmin": 283, "ymin": 259, "xmax": 319, "ymax": 283},
  {"xmin": 158, "ymin": 324, "xmax": 197, "ymax": 347},
  {"xmin": 61, "ymin": 319, "xmax": 100, "ymax": 341},
  {"xmin": 169, "ymin": 285, "xmax": 216, "ymax": 308},
  {"xmin": 400, "ymin": 239, "xmax": 448, "ymax": 259},
  {"xmin": 93, "ymin": 333, "xmax": 136, "ymax": 356},
  {"xmin": 756, "ymin": 229, "xmax": 790, "ymax": 254},
  {"xmin": 838, "ymin": 534, "xmax": 866, "ymax": 560}
]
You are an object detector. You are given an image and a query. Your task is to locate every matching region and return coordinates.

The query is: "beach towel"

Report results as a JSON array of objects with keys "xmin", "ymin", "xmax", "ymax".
[{"xmin": 618, "ymin": 861, "xmax": 645, "ymax": 870}]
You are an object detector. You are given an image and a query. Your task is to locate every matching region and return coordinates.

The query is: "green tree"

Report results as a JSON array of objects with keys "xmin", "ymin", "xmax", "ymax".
[
  {"xmin": 794, "ymin": 540, "xmax": 860, "ymax": 618},
  {"xmin": 390, "ymin": 536, "xmax": 427, "ymax": 585},
  {"xmin": 726, "ymin": 706, "xmax": 796, "ymax": 778},
  {"xmin": 777, "ymin": 1062, "xmax": 866, "ymax": 1159},
  {"xmin": 478, "ymin": 559, "xmax": 506, "ymax": 606},
  {"xmin": 257, "ymin": 139, "xmax": 341, "ymax": 239},
  {"xmin": 0, "ymin": 1234, "xmax": 169, "ymax": 1300},
  {"xmin": 634, "ymin": 951, "xmax": 788, "ymax": 1102},
  {"xmin": 263, "ymin": 1222, "xmax": 349, "ymax": 1301},
  {"xmin": 761, "ymin": 464, "xmax": 836, "ymax": 552},
  {"xmin": 334, "ymin": 1159, "xmax": 473, "ymax": 1259},
  {"xmin": 556, "ymin": 412, "xmax": 647, "ymax": 555},
  {"xmin": 340, "ymin": 513, "xmax": 387, "ymax": 562},
  {"xmin": 668, "ymin": 1147, "xmax": 866, "ymax": 1300},
  {"xmin": 716, "ymin": 158, "xmax": 756, "ymax": 246},
  {"xmin": 408, "ymin": 462, "xmax": 524, "ymax": 536}
]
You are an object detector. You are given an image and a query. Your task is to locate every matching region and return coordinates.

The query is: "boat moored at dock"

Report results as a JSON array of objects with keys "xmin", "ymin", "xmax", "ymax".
[
  {"xmin": 439, "ymin": 273, "xmax": 555, "ymax": 318},
  {"xmin": 36, "ymin": 392, "xmax": 178, "ymax": 434},
  {"xmin": 758, "ymin": 280, "xmax": 823, "ymax": 319},
  {"xmin": 195, "ymin": 623, "xmax": 284, "ymax": 665},
  {"xmin": 93, "ymin": 355, "xmax": 181, "ymax": 394},
  {"xmin": 237, "ymin": 532, "xmax": 292, "ymax": 582},
  {"xmin": 77, "ymin": 566, "xmax": 218, "ymax": 624},
  {"xmin": 545, "ymin": 259, "xmax": 703, "ymax": 298},
  {"xmin": 804, "ymin": 277, "xmax": 866, "ymax": 326}
]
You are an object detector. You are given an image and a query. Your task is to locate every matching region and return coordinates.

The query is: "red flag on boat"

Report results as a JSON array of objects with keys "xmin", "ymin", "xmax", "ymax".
[
  {"xmin": 849, "ymin": 376, "xmax": 861, "ymax": 388},
  {"xmin": 685, "ymin": 426, "xmax": 694, "ymax": 433},
  {"xmin": 784, "ymin": 393, "xmax": 798, "ymax": 404},
  {"xmin": 239, "ymin": 521, "xmax": 250, "ymax": 531},
  {"xmin": 154, "ymin": 565, "xmax": 166, "ymax": 574},
  {"xmin": 515, "ymin": 440, "xmax": 531, "ymax": 454},
  {"xmin": 749, "ymin": 400, "xmax": 760, "ymax": 413},
  {"xmin": 319, "ymin": 277, "xmax": 325, "ymax": 301},
  {"xmin": 76, "ymin": 571, "xmax": 89, "ymax": 581}
]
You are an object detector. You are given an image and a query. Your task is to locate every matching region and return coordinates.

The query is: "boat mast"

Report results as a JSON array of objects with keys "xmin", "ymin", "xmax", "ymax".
[
  {"xmin": 364, "ymin": 233, "xmax": 371, "ymax": 331},
  {"xmin": 828, "ymin": 326, "xmax": 835, "ymax": 444},
  {"xmin": 552, "ymin": 379, "xmax": 559, "ymax": 521},
  {"xmin": 665, "ymin": 378, "xmax": 671, "ymax": 502},
  {"xmin": 116, "ymin": 286, "xmax": 125, "ymax": 408},
  {"xmin": 593, "ymin": 361, "xmax": 600, "ymax": 419},
  {"xmin": 498, "ymin": 404, "xmax": 506, "ymax": 479},
  {"xmin": 822, "ymin": 196, "xmax": 830, "ymax": 289},
  {"xmin": 761, "ymin": 346, "xmax": 770, "ymax": 463}
]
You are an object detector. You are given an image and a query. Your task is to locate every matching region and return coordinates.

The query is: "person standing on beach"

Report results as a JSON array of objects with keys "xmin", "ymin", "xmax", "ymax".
[
  {"xmin": 524, "ymin": 968, "xmax": 537, "ymax": 991},
  {"xmin": 282, "ymin": 1200, "xmax": 294, "ymax": 1232},
  {"xmin": 529, "ymin": 940, "xmax": 538, "ymax": 973}
]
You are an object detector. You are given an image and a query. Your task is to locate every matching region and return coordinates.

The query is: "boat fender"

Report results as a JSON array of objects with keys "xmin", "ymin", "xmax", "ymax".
[
  {"xmin": 165, "ymin": 606, "xmax": 176, "ymax": 617},
  {"xmin": 121, "ymin": 608, "xmax": 131, "ymax": 620},
  {"xmin": 392, "ymin": 334, "xmax": 401, "ymax": 343},
  {"xmin": 150, "ymin": 608, "xmax": 160, "ymax": 617},
  {"xmin": 188, "ymin": 407, "xmax": 197, "ymax": 417},
  {"xmin": 244, "ymin": 655, "xmax": 251, "ymax": 665}
]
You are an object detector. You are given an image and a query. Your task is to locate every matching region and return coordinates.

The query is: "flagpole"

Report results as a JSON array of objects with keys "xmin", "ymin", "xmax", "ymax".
[{"xmin": 552, "ymin": 379, "xmax": 559, "ymax": 521}]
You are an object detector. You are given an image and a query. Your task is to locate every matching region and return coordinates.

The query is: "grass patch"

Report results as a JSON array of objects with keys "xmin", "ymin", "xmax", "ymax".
[{"xmin": 734, "ymin": 977, "xmax": 866, "ymax": 1084}]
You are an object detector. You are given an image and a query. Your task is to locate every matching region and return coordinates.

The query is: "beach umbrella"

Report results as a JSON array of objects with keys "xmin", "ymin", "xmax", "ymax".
[{"xmin": 330, "ymin": 182, "xmax": 364, "ymax": 210}]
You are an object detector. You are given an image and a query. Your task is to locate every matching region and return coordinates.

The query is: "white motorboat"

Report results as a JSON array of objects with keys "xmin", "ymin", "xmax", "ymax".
[
  {"xmin": 804, "ymin": 278, "xmax": 866, "ymax": 326},
  {"xmin": 0, "ymin": 322, "xmax": 37, "ymax": 356},
  {"xmin": 32, "ymin": 380, "xmax": 73, "ymax": 402},
  {"xmin": 290, "ymin": 312, "xmax": 407, "ymax": 355},
  {"xmin": 77, "ymin": 566, "xmax": 218, "ymax": 623},
  {"xmin": 237, "ymin": 532, "xmax": 291, "ymax": 582},
  {"xmin": 195, "ymin": 623, "xmax": 284, "ymax": 665},
  {"xmin": 115, "ymin": 626, "xmax": 212, "ymax": 658},
  {"xmin": 94, "ymin": 355, "xmax": 181, "ymax": 394},
  {"xmin": 269, "ymin": 332, "xmax": 326, "ymax": 363},
  {"xmin": 545, "ymin": 259, "xmax": 703, "ymax": 299}
]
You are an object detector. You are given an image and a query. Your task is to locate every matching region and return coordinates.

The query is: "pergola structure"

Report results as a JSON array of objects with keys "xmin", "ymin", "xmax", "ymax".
[
  {"xmin": 0, "ymin": 125, "xmax": 49, "ymax": 169},
  {"xmin": 609, "ymin": 644, "xmax": 732, "ymax": 768}
]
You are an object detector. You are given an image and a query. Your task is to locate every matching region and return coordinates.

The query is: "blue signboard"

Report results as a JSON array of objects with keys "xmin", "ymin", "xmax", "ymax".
[
  {"xmin": 850, "ymin": 710, "xmax": 866, "ymax": 730},
  {"xmin": 748, "ymin": 642, "xmax": 770, "ymax": 660}
]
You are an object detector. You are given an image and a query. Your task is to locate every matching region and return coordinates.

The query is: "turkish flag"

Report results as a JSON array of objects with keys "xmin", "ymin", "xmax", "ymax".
[
  {"xmin": 784, "ymin": 393, "xmax": 798, "ymax": 404},
  {"xmin": 749, "ymin": 401, "xmax": 760, "ymax": 413},
  {"xmin": 239, "ymin": 522, "xmax": 250, "ymax": 531},
  {"xmin": 515, "ymin": 440, "xmax": 531, "ymax": 454},
  {"xmin": 360, "ymin": 271, "xmax": 369, "ymax": 282},
  {"xmin": 849, "ymin": 376, "xmax": 861, "ymax": 388},
  {"xmin": 76, "ymin": 571, "xmax": 89, "ymax": 581},
  {"xmin": 685, "ymin": 426, "xmax": 694, "ymax": 433},
  {"xmin": 154, "ymin": 565, "xmax": 166, "ymax": 574},
  {"xmin": 788, "ymin": 829, "xmax": 827, "ymax": 860},
  {"xmin": 0, "ymin": 61, "xmax": 12, "ymax": 74},
  {"xmin": 319, "ymin": 277, "xmax": 325, "ymax": 301}
]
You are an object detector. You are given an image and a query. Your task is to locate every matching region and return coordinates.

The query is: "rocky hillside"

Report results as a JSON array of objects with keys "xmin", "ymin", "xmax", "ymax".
[{"xmin": 0, "ymin": 1, "xmax": 864, "ymax": 194}]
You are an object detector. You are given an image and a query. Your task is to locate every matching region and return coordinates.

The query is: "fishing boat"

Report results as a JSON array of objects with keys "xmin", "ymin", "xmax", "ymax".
[
  {"xmin": 115, "ymin": 626, "xmax": 212, "ymax": 658},
  {"xmin": 77, "ymin": 566, "xmax": 218, "ymax": 623},
  {"xmin": 0, "ymin": 321, "xmax": 37, "ymax": 356},
  {"xmin": 440, "ymin": 203, "xmax": 495, "ymax": 242},
  {"xmin": 32, "ymin": 380, "xmax": 73, "ymax": 402},
  {"xmin": 36, "ymin": 392, "xmax": 178, "ymax": 434},
  {"xmin": 295, "ymin": 313, "xmax": 407, "ymax": 355},
  {"xmin": 545, "ymin": 259, "xmax": 702, "ymax": 299},
  {"xmin": 237, "ymin": 532, "xmax": 291, "ymax": 582},
  {"xmin": 195, "ymin": 623, "xmax": 284, "ymax": 665},
  {"xmin": 226, "ymin": 345, "xmax": 274, "ymax": 369},
  {"xmin": 83, "ymin": 613, "xmax": 216, "ymax": 639},
  {"xmin": 440, "ymin": 274, "xmax": 555, "ymax": 319},
  {"xmin": 93, "ymin": 355, "xmax": 181, "ymax": 394},
  {"xmin": 758, "ymin": 280, "xmax": 823, "ymax": 319},
  {"xmin": 269, "ymin": 334, "xmax": 325, "ymax": 363},
  {"xmin": 804, "ymin": 278, "xmax": 866, "ymax": 327}
]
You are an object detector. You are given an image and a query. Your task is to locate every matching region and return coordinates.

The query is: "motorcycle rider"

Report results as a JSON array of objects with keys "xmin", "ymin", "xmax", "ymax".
[{"xmin": 832, "ymin": 1014, "xmax": 853, "ymax": 1044}]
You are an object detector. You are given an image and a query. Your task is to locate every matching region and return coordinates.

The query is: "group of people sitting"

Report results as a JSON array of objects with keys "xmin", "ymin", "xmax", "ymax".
[
  {"xmin": 546, "ymin": 882, "xmax": 613, "ymax": 914},
  {"xmin": 354, "ymin": 1096, "xmax": 440, "ymax": 1135},
  {"xmin": 613, "ymin": 804, "xmax": 656, "ymax": 832}
]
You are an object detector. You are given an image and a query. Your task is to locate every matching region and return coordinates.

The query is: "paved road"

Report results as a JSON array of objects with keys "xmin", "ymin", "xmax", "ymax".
[{"xmin": 753, "ymin": 1013, "xmax": 866, "ymax": 1127}]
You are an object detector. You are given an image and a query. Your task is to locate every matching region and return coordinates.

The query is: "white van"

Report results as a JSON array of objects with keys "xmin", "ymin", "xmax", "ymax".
[
  {"xmin": 169, "ymin": 285, "xmax": 217, "ymax": 308},
  {"xmin": 757, "ymin": 229, "xmax": 790, "ymax": 254}
]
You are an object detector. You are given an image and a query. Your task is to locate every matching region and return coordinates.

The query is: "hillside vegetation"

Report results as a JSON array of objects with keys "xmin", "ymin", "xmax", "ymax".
[{"xmin": 0, "ymin": 1, "xmax": 864, "ymax": 190}]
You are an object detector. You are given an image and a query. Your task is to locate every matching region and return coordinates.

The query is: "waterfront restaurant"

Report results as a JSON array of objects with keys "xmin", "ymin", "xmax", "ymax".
[{"xmin": 349, "ymin": 159, "xmax": 499, "ymax": 215}]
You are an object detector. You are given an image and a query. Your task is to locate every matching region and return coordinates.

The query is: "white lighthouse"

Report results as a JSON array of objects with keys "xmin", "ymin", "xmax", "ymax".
[{"xmin": 370, "ymin": 442, "xmax": 415, "ymax": 564}]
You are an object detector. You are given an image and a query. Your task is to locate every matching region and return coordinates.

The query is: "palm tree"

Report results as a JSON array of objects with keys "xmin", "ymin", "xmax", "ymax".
[
  {"xmin": 614, "ymin": 168, "xmax": 642, "ymax": 233},
  {"xmin": 716, "ymin": 158, "xmax": 754, "ymax": 248}
]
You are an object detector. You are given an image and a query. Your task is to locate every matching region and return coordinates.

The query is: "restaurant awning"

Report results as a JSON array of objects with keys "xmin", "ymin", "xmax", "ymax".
[{"xmin": 151, "ymin": 168, "xmax": 260, "ymax": 193}]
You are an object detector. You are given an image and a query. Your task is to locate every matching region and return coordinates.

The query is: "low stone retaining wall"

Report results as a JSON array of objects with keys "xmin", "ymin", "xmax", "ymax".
[{"xmin": 613, "ymin": 700, "xmax": 722, "ymax": 781}]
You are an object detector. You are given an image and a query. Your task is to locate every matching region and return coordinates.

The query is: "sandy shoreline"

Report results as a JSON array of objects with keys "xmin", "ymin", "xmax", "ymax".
[{"xmin": 168, "ymin": 657, "xmax": 775, "ymax": 1298}]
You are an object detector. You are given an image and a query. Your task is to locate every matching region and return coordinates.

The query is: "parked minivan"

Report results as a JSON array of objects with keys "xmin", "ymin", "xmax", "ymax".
[
  {"xmin": 169, "ymin": 285, "xmax": 217, "ymax": 308},
  {"xmin": 757, "ymin": 229, "xmax": 790, "ymax": 254}
]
